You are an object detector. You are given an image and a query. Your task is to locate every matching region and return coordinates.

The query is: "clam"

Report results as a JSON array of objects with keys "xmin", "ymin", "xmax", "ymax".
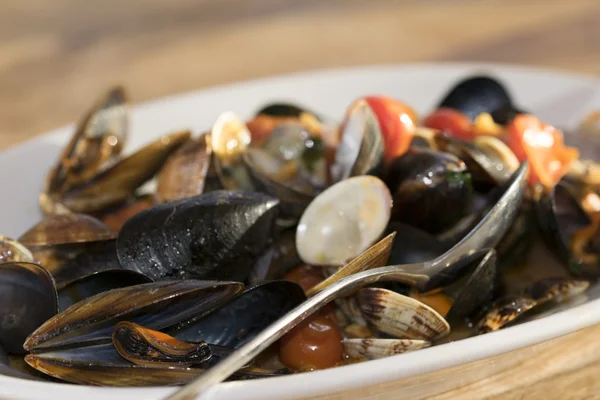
[
  {"xmin": 0, "ymin": 236, "xmax": 35, "ymax": 263},
  {"xmin": 57, "ymin": 269, "xmax": 153, "ymax": 312},
  {"xmin": 330, "ymin": 99, "xmax": 384, "ymax": 182},
  {"xmin": 0, "ymin": 262, "xmax": 58, "ymax": 354},
  {"xmin": 342, "ymin": 338, "xmax": 430, "ymax": 360},
  {"xmin": 156, "ymin": 135, "xmax": 212, "ymax": 203},
  {"xmin": 296, "ymin": 176, "xmax": 392, "ymax": 266},
  {"xmin": 117, "ymin": 191, "xmax": 280, "ymax": 281},
  {"xmin": 113, "ymin": 322, "xmax": 212, "ymax": 367},
  {"xmin": 437, "ymin": 75, "xmax": 514, "ymax": 122},
  {"xmin": 211, "ymin": 111, "xmax": 254, "ymax": 191},
  {"xmin": 383, "ymin": 148, "xmax": 472, "ymax": 234},
  {"xmin": 45, "ymin": 86, "xmax": 129, "ymax": 197},
  {"xmin": 167, "ymin": 281, "xmax": 306, "ymax": 348},
  {"xmin": 59, "ymin": 130, "xmax": 191, "ymax": 214},
  {"xmin": 358, "ymin": 288, "xmax": 450, "ymax": 341},
  {"xmin": 434, "ymin": 133, "xmax": 519, "ymax": 188},
  {"xmin": 243, "ymin": 147, "xmax": 319, "ymax": 219}
]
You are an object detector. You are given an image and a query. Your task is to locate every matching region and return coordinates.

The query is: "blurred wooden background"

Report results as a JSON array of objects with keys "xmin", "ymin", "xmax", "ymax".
[{"xmin": 2, "ymin": 0, "xmax": 600, "ymax": 399}]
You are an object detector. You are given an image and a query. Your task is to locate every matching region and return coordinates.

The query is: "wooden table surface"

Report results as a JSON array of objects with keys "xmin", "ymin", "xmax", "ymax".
[{"xmin": 2, "ymin": 0, "xmax": 600, "ymax": 399}]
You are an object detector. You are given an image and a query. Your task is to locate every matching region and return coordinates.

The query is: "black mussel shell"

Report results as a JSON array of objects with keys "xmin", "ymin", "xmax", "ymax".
[
  {"xmin": 445, "ymin": 249, "xmax": 497, "ymax": 322},
  {"xmin": 57, "ymin": 269, "xmax": 153, "ymax": 312},
  {"xmin": 535, "ymin": 182, "xmax": 596, "ymax": 276},
  {"xmin": 168, "ymin": 281, "xmax": 306, "ymax": 348},
  {"xmin": 490, "ymin": 105, "xmax": 527, "ymax": 125},
  {"xmin": 256, "ymin": 102, "xmax": 324, "ymax": 122},
  {"xmin": 117, "ymin": 191, "xmax": 280, "ymax": 281},
  {"xmin": 437, "ymin": 75, "xmax": 513, "ymax": 121},
  {"xmin": 0, "ymin": 262, "xmax": 58, "ymax": 354},
  {"xmin": 24, "ymin": 280, "xmax": 243, "ymax": 352},
  {"xmin": 495, "ymin": 199, "xmax": 535, "ymax": 269},
  {"xmin": 51, "ymin": 239, "xmax": 121, "ymax": 288},
  {"xmin": 385, "ymin": 222, "xmax": 446, "ymax": 265},
  {"xmin": 0, "ymin": 346, "xmax": 45, "ymax": 381},
  {"xmin": 248, "ymin": 229, "xmax": 300, "ymax": 285},
  {"xmin": 383, "ymin": 148, "xmax": 472, "ymax": 234}
]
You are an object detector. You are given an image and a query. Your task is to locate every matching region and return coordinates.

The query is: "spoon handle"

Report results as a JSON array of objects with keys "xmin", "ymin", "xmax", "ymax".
[{"xmin": 163, "ymin": 265, "xmax": 427, "ymax": 400}]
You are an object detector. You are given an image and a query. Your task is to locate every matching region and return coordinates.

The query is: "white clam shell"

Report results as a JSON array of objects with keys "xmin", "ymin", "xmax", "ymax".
[
  {"xmin": 358, "ymin": 288, "xmax": 450, "ymax": 341},
  {"xmin": 343, "ymin": 338, "xmax": 430, "ymax": 360},
  {"xmin": 295, "ymin": 176, "xmax": 392, "ymax": 266}
]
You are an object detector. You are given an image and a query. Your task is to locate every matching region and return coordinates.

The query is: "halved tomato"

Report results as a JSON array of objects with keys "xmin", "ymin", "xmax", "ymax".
[
  {"xmin": 507, "ymin": 114, "xmax": 579, "ymax": 189},
  {"xmin": 363, "ymin": 96, "xmax": 417, "ymax": 163},
  {"xmin": 423, "ymin": 108, "xmax": 473, "ymax": 141}
]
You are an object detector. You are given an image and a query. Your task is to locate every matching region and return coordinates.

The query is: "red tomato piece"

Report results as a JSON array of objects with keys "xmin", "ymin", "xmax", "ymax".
[
  {"xmin": 423, "ymin": 108, "xmax": 473, "ymax": 141},
  {"xmin": 507, "ymin": 114, "xmax": 579, "ymax": 188},
  {"xmin": 362, "ymin": 96, "xmax": 417, "ymax": 163}
]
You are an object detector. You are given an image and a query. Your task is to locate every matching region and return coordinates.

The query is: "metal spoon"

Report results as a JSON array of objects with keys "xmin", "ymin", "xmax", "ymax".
[{"xmin": 165, "ymin": 161, "xmax": 529, "ymax": 400}]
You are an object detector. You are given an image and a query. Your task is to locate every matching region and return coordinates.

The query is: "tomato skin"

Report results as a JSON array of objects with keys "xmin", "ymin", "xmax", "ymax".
[
  {"xmin": 507, "ymin": 114, "xmax": 579, "ymax": 188},
  {"xmin": 423, "ymin": 108, "xmax": 473, "ymax": 140},
  {"xmin": 279, "ymin": 313, "xmax": 343, "ymax": 371},
  {"xmin": 362, "ymin": 96, "xmax": 417, "ymax": 163}
]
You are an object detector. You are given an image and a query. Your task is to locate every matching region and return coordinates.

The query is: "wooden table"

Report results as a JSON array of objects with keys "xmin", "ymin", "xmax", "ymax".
[{"xmin": 2, "ymin": 0, "xmax": 600, "ymax": 398}]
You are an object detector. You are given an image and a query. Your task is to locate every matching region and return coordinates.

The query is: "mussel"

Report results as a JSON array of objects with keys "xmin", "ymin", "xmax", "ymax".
[
  {"xmin": 383, "ymin": 148, "xmax": 472, "ymax": 234},
  {"xmin": 117, "ymin": 191, "xmax": 280, "ymax": 281},
  {"xmin": 0, "ymin": 262, "xmax": 58, "ymax": 354}
]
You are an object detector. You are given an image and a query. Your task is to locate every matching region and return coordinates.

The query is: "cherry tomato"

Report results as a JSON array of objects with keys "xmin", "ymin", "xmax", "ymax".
[
  {"xmin": 423, "ymin": 108, "xmax": 473, "ymax": 141},
  {"xmin": 507, "ymin": 114, "xmax": 579, "ymax": 188},
  {"xmin": 282, "ymin": 264, "xmax": 324, "ymax": 292},
  {"xmin": 279, "ymin": 312, "xmax": 343, "ymax": 370},
  {"xmin": 362, "ymin": 96, "xmax": 417, "ymax": 163}
]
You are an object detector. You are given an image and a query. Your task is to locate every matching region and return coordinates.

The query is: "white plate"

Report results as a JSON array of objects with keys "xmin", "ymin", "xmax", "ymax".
[{"xmin": 1, "ymin": 63, "xmax": 600, "ymax": 400}]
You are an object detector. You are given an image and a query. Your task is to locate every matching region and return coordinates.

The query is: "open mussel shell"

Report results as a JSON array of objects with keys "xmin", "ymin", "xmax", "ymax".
[
  {"xmin": 19, "ymin": 213, "xmax": 116, "ymax": 247},
  {"xmin": 25, "ymin": 343, "xmax": 205, "ymax": 386},
  {"xmin": 358, "ymin": 288, "xmax": 450, "ymax": 341},
  {"xmin": 24, "ymin": 280, "xmax": 243, "ymax": 352},
  {"xmin": 156, "ymin": 135, "xmax": 212, "ymax": 203},
  {"xmin": 330, "ymin": 99, "xmax": 384, "ymax": 182},
  {"xmin": 535, "ymin": 182, "xmax": 596, "ymax": 276},
  {"xmin": 46, "ymin": 86, "xmax": 129, "ymax": 195},
  {"xmin": 0, "ymin": 262, "xmax": 58, "ymax": 354},
  {"xmin": 60, "ymin": 130, "xmax": 191, "ymax": 214},
  {"xmin": 434, "ymin": 133, "xmax": 518, "ymax": 188},
  {"xmin": 57, "ymin": 269, "xmax": 153, "ymax": 312},
  {"xmin": 296, "ymin": 176, "xmax": 391, "ymax": 266},
  {"xmin": 437, "ymin": 75, "xmax": 513, "ymax": 121},
  {"xmin": 383, "ymin": 148, "xmax": 472, "ymax": 234},
  {"xmin": 0, "ymin": 236, "xmax": 35, "ymax": 263},
  {"xmin": 342, "ymin": 338, "xmax": 430, "ymax": 360},
  {"xmin": 248, "ymin": 229, "xmax": 300, "ymax": 285},
  {"xmin": 113, "ymin": 321, "xmax": 212, "ymax": 367},
  {"xmin": 526, "ymin": 277, "xmax": 590, "ymax": 304},
  {"xmin": 477, "ymin": 295, "xmax": 537, "ymax": 334},
  {"xmin": 211, "ymin": 111, "xmax": 254, "ymax": 191},
  {"xmin": 168, "ymin": 281, "xmax": 306, "ymax": 348},
  {"xmin": 444, "ymin": 249, "xmax": 497, "ymax": 322},
  {"xmin": 117, "ymin": 191, "xmax": 280, "ymax": 281},
  {"xmin": 98, "ymin": 194, "xmax": 158, "ymax": 232},
  {"xmin": 243, "ymin": 147, "xmax": 319, "ymax": 218}
]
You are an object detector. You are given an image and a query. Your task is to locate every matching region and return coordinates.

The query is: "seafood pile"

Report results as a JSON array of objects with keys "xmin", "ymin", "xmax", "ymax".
[{"xmin": 1, "ymin": 74, "xmax": 599, "ymax": 386}]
